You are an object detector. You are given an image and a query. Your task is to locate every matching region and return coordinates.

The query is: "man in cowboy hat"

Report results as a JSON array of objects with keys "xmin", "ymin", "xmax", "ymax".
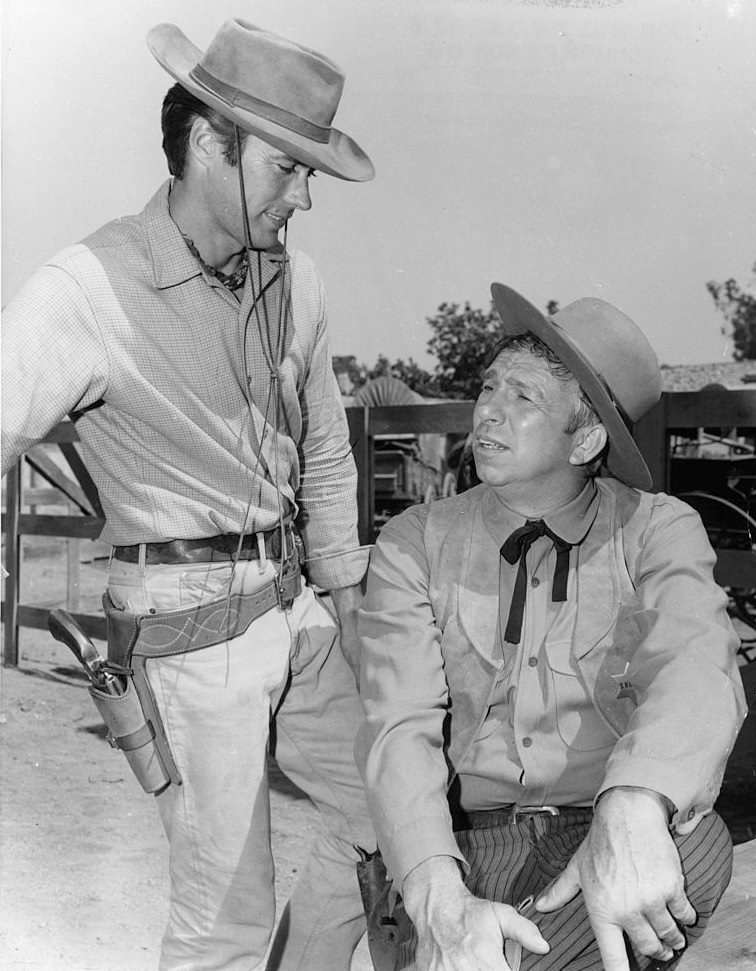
[
  {"xmin": 2, "ymin": 18, "xmax": 377, "ymax": 971},
  {"xmin": 355, "ymin": 284, "xmax": 746, "ymax": 971}
]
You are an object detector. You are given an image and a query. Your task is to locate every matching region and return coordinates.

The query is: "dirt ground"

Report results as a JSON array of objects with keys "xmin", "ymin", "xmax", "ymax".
[
  {"xmin": 0, "ymin": 541, "xmax": 373, "ymax": 971},
  {"xmin": 1, "ymin": 539, "xmax": 754, "ymax": 971}
]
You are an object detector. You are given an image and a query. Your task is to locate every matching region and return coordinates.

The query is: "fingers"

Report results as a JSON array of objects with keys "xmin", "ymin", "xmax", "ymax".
[
  {"xmin": 621, "ymin": 900, "xmax": 694, "ymax": 966},
  {"xmin": 593, "ymin": 921, "xmax": 632, "ymax": 971},
  {"xmin": 668, "ymin": 889, "xmax": 698, "ymax": 928},
  {"xmin": 534, "ymin": 860, "xmax": 581, "ymax": 913}
]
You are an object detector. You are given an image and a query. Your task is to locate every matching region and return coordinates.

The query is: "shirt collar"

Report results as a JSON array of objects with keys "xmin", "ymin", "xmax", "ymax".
[
  {"xmin": 143, "ymin": 180, "xmax": 287, "ymax": 292},
  {"xmin": 482, "ymin": 478, "xmax": 599, "ymax": 548}
]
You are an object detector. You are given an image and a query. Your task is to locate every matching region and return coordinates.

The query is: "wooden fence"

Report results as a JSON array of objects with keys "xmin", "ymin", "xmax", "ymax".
[{"xmin": 2, "ymin": 388, "xmax": 755, "ymax": 667}]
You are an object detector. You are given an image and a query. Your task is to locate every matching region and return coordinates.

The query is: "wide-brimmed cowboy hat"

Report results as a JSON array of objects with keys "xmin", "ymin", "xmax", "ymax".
[
  {"xmin": 147, "ymin": 19, "xmax": 374, "ymax": 182},
  {"xmin": 490, "ymin": 283, "xmax": 662, "ymax": 489}
]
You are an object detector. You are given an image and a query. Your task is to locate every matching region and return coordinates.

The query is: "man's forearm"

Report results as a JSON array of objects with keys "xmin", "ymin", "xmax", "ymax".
[{"xmin": 331, "ymin": 583, "xmax": 364, "ymax": 677}]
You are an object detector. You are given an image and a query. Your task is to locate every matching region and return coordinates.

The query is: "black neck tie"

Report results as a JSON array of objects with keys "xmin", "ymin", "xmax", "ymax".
[{"xmin": 500, "ymin": 520, "xmax": 572, "ymax": 644}]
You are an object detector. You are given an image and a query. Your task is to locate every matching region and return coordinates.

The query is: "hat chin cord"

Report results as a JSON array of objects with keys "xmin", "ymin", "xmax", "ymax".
[{"xmin": 226, "ymin": 123, "xmax": 291, "ymax": 601}]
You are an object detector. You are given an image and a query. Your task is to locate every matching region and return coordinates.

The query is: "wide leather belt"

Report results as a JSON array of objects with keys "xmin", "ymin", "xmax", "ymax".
[
  {"xmin": 113, "ymin": 525, "xmax": 295, "ymax": 565},
  {"xmin": 452, "ymin": 804, "xmax": 593, "ymax": 830}
]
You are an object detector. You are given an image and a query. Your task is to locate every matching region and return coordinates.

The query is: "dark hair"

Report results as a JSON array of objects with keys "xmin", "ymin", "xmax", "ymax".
[
  {"xmin": 484, "ymin": 333, "xmax": 600, "ymax": 434},
  {"xmin": 160, "ymin": 83, "xmax": 248, "ymax": 178}
]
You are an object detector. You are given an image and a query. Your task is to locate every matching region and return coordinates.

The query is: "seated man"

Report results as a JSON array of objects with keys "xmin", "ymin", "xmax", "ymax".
[{"xmin": 355, "ymin": 284, "xmax": 747, "ymax": 971}]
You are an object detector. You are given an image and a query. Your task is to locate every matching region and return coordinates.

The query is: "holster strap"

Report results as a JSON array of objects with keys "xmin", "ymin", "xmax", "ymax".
[{"xmin": 111, "ymin": 720, "xmax": 156, "ymax": 753}]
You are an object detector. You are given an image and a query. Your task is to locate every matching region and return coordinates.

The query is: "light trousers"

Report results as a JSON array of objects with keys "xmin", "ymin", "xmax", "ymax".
[{"xmin": 108, "ymin": 557, "xmax": 375, "ymax": 971}]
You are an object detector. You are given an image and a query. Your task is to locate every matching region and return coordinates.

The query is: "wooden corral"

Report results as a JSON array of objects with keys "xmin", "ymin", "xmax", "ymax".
[{"xmin": 2, "ymin": 388, "xmax": 755, "ymax": 667}]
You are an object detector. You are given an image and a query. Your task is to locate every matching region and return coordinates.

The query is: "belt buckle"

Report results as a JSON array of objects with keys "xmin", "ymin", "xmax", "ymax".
[{"xmin": 510, "ymin": 804, "xmax": 560, "ymax": 823}]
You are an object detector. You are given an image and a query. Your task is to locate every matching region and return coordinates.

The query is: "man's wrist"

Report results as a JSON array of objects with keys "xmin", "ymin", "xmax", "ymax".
[
  {"xmin": 402, "ymin": 855, "xmax": 466, "ymax": 916},
  {"xmin": 596, "ymin": 786, "xmax": 676, "ymax": 823}
]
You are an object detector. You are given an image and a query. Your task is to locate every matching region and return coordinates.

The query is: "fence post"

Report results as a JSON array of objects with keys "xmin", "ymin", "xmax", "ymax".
[
  {"xmin": 347, "ymin": 406, "xmax": 372, "ymax": 545},
  {"xmin": 2, "ymin": 460, "xmax": 22, "ymax": 667},
  {"xmin": 634, "ymin": 396, "xmax": 669, "ymax": 493}
]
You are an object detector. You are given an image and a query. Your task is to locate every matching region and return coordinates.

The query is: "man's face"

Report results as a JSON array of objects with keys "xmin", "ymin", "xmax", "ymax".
[
  {"xmin": 209, "ymin": 132, "xmax": 315, "ymax": 250},
  {"xmin": 472, "ymin": 348, "xmax": 587, "ymax": 502}
]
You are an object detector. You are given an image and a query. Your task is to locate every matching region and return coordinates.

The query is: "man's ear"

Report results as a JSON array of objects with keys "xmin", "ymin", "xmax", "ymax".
[
  {"xmin": 569, "ymin": 423, "xmax": 607, "ymax": 467},
  {"xmin": 186, "ymin": 119, "xmax": 219, "ymax": 170}
]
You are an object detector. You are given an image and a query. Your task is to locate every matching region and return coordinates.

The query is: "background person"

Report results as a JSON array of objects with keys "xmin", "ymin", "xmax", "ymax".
[
  {"xmin": 2, "ymin": 18, "xmax": 377, "ymax": 971},
  {"xmin": 356, "ymin": 284, "xmax": 746, "ymax": 971}
]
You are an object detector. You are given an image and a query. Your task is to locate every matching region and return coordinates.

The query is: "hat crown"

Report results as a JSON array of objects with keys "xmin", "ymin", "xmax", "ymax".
[
  {"xmin": 551, "ymin": 298, "xmax": 662, "ymax": 422},
  {"xmin": 197, "ymin": 19, "xmax": 344, "ymax": 128}
]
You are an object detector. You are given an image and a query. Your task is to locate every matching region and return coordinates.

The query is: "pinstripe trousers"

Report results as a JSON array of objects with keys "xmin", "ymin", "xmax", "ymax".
[{"xmin": 388, "ymin": 808, "xmax": 733, "ymax": 971}]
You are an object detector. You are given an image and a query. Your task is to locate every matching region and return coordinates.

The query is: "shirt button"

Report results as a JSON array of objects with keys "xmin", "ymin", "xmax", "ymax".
[
  {"xmin": 531, "ymin": 577, "xmax": 540, "ymax": 588},
  {"xmin": 687, "ymin": 808, "xmax": 696, "ymax": 820},
  {"xmin": 528, "ymin": 656, "xmax": 538, "ymax": 667},
  {"xmin": 522, "ymin": 736, "xmax": 533, "ymax": 748}
]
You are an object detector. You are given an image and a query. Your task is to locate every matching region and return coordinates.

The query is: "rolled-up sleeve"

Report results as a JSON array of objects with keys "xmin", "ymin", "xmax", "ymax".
[
  {"xmin": 294, "ymin": 269, "xmax": 368, "ymax": 590},
  {"xmin": 598, "ymin": 495, "xmax": 747, "ymax": 832},
  {"xmin": 355, "ymin": 507, "xmax": 465, "ymax": 886}
]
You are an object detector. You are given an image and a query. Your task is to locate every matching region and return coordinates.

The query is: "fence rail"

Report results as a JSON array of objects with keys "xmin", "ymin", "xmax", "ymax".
[{"xmin": 3, "ymin": 388, "xmax": 755, "ymax": 667}]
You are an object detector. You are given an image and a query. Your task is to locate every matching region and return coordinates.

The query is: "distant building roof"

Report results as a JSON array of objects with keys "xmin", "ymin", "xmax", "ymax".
[{"xmin": 660, "ymin": 361, "xmax": 756, "ymax": 392}]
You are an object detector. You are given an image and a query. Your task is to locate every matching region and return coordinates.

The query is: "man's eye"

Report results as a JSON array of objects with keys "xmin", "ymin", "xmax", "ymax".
[{"xmin": 277, "ymin": 164, "xmax": 295, "ymax": 174}]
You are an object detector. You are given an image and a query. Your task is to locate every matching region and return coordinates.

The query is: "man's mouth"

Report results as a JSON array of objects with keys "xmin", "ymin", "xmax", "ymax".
[
  {"xmin": 476, "ymin": 436, "xmax": 507, "ymax": 451},
  {"xmin": 264, "ymin": 212, "xmax": 289, "ymax": 227}
]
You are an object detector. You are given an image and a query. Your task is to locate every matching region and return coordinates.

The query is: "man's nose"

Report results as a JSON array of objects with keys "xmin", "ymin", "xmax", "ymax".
[
  {"xmin": 286, "ymin": 170, "xmax": 312, "ymax": 212},
  {"xmin": 477, "ymin": 397, "xmax": 505, "ymax": 423}
]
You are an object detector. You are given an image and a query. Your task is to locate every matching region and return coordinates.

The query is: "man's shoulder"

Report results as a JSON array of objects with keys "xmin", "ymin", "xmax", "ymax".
[
  {"xmin": 388, "ymin": 486, "xmax": 485, "ymax": 542},
  {"xmin": 597, "ymin": 476, "xmax": 699, "ymax": 524}
]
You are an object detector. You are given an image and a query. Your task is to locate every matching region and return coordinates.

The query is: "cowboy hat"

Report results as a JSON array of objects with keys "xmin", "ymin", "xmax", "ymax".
[
  {"xmin": 490, "ymin": 283, "xmax": 662, "ymax": 489},
  {"xmin": 147, "ymin": 19, "xmax": 374, "ymax": 182}
]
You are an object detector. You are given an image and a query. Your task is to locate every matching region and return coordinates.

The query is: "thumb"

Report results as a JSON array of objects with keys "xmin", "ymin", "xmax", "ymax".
[
  {"xmin": 492, "ymin": 903, "xmax": 550, "ymax": 955},
  {"xmin": 535, "ymin": 860, "xmax": 581, "ymax": 913}
]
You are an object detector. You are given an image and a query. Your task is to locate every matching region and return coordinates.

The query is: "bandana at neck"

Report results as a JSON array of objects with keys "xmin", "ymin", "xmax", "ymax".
[{"xmin": 181, "ymin": 233, "xmax": 248, "ymax": 292}]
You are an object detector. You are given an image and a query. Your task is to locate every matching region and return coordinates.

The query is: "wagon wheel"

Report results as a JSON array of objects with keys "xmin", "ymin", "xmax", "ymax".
[{"xmin": 676, "ymin": 491, "xmax": 756, "ymax": 662}]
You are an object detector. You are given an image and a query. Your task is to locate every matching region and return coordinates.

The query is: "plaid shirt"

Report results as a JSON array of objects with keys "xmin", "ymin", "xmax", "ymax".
[{"xmin": 2, "ymin": 181, "xmax": 368, "ymax": 589}]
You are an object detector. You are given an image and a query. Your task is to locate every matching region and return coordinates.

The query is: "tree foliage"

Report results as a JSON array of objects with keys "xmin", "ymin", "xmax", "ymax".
[
  {"xmin": 345, "ymin": 298, "xmax": 560, "ymax": 399},
  {"xmin": 707, "ymin": 262, "xmax": 756, "ymax": 360}
]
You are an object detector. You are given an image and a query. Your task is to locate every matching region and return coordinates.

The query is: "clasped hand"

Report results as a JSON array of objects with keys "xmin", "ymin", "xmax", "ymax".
[{"xmin": 535, "ymin": 787, "xmax": 697, "ymax": 970}]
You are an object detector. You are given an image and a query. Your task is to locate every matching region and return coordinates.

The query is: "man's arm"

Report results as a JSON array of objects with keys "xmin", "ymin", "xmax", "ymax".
[
  {"xmin": 356, "ymin": 507, "xmax": 547, "ymax": 969},
  {"xmin": 294, "ymin": 257, "xmax": 368, "ymax": 593},
  {"xmin": 536, "ymin": 495, "xmax": 746, "ymax": 971},
  {"xmin": 2, "ymin": 258, "xmax": 108, "ymax": 473}
]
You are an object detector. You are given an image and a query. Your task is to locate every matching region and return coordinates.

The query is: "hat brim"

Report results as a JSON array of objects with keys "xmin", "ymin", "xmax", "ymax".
[
  {"xmin": 490, "ymin": 283, "xmax": 652, "ymax": 490},
  {"xmin": 147, "ymin": 23, "xmax": 374, "ymax": 182}
]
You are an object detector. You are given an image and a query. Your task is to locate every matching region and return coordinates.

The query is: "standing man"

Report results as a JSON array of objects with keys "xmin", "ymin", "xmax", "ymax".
[
  {"xmin": 2, "ymin": 19, "xmax": 376, "ymax": 971},
  {"xmin": 356, "ymin": 284, "xmax": 746, "ymax": 970}
]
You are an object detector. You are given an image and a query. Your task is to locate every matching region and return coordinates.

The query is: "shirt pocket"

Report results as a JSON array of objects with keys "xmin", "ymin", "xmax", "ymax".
[{"xmin": 544, "ymin": 638, "xmax": 618, "ymax": 753}]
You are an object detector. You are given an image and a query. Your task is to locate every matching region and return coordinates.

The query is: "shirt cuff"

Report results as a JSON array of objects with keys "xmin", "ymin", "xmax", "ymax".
[
  {"xmin": 379, "ymin": 814, "xmax": 468, "ymax": 889},
  {"xmin": 598, "ymin": 757, "xmax": 717, "ymax": 835},
  {"xmin": 304, "ymin": 545, "xmax": 372, "ymax": 591}
]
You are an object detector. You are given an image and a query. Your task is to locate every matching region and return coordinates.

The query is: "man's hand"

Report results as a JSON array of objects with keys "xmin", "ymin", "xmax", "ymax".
[
  {"xmin": 535, "ymin": 787, "xmax": 697, "ymax": 971},
  {"xmin": 330, "ymin": 583, "xmax": 363, "ymax": 681},
  {"xmin": 403, "ymin": 856, "xmax": 549, "ymax": 971}
]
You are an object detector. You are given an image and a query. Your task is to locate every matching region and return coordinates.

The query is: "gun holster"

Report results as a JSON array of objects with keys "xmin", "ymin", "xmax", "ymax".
[{"xmin": 99, "ymin": 562, "xmax": 302, "ymax": 795}]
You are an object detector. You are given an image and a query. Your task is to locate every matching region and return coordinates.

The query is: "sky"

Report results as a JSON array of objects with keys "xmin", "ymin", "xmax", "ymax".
[{"xmin": 2, "ymin": 0, "xmax": 755, "ymax": 371}]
